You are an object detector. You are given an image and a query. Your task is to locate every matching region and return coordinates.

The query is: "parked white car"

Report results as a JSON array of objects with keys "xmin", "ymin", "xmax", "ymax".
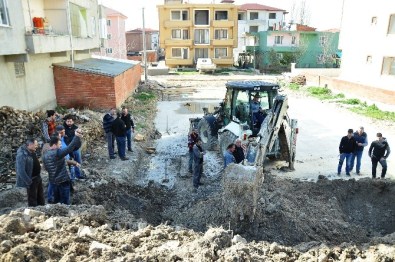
[{"xmin": 196, "ymin": 58, "xmax": 216, "ymax": 73}]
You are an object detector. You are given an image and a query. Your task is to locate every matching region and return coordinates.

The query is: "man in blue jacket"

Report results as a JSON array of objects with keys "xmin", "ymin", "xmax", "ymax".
[
  {"xmin": 350, "ymin": 127, "xmax": 368, "ymax": 175},
  {"xmin": 16, "ymin": 138, "xmax": 45, "ymax": 207},
  {"xmin": 224, "ymin": 143, "xmax": 236, "ymax": 168}
]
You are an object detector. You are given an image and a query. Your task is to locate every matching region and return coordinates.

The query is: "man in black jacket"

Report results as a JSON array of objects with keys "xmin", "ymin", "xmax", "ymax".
[
  {"xmin": 63, "ymin": 115, "xmax": 84, "ymax": 178},
  {"xmin": 43, "ymin": 129, "xmax": 82, "ymax": 204},
  {"xmin": 368, "ymin": 133, "xmax": 391, "ymax": 179},
  {"xmin": 338, "ymin": 129, "xmax": 357, "ymax": 176},
  {"xmin": 233, "ymin": 139, "xmax": 245, "ymax": 164},
  {"xmin": 103, "ymin": 108, "xmax": 116, "ymax": 159},
  {"xmin": 121, "ymin": 107, "xmax": 135, "ymax": 152},
  {"xmin": 16, "ymin": 138, "xmax": 45, "ymax": 206},
  {"xmin": 112, "ymin": 112, "xmax": 129, "ymax": 161}
]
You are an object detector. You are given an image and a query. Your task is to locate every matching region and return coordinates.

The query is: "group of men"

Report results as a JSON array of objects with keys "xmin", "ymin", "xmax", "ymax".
[
  {"xmin": 188, "ymin": 129, "xmax": 246, "ymax": 190},
  {"xmin": 103, "ymin": 107, "xmax": 135, "ymax": 160},
  {"xmin": 338, "ymin": 127, "xmax": 391, "ymax": 178}
]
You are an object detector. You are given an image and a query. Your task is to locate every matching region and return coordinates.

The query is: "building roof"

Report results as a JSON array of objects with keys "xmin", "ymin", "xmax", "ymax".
[
  {"xmin": 296, "ymin": 24, "xmax": 316, "ymax": 31},
  {"xmin": 103, "ymin": 6, "xmax": 128, "ymax": 19},
  {"xmin": 54, "ymin": 58, "xmax": 138, "ymax": 77},
  {"xmin": 238, "ymin": 3, "xmax": 286, "ymax": 12},
  {"xmin": 127, "ymin": 28, "xmax": 159, "ymax": 33}
]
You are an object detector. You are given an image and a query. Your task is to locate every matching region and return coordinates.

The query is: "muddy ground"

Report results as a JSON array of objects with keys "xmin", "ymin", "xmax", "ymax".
[{"xmin": 0, "ymin": 75, "xmax": 394, "ymax": 261}]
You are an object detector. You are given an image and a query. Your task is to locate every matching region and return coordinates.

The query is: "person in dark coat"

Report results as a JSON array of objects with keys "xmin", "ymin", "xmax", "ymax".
[
  {"xmin": 233, "ymin": 139, "xmax": 245, "ymax": 164},
  {"xmin": 188, "ymin": 128, "xmax": 199, "ymax": 173},
  {"xmin": 350, "ymin": 126, "xmax": 368, "ymax": 175},
  {"xmin": 63, "ymin": 115, "xmax": 84, "ymax": 178},
  {"xmin": 338, "ymin": 129, "xmax": 357, "ymax": 176},
  {"xmin": 121, "ymin": 107, "xmax": 135, "ymax": 152},
  {"xmin": 112, "ymin": 112, "xmax": 129, "ymax": 161},
  {"xmin": 103, "ymin": 108, "xmax": 116, "ymax": 159},
  {"xmin": 16, "ymin": 138, "xmax": 45, "ymax": 207},
  {"xmin": 368, "ymin": 133, "xmax": 391, "ymax": 179},
  {"xmin": 193, "ymin": 139, "xmax": 204, "ymax": 189}
]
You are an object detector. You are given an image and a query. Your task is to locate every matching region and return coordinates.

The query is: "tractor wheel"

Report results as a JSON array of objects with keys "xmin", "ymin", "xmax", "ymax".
[
  {"xmin": 197, "ymin": 118, "xmax": 217, "ymax": 151},
  {"xmin": 219, "ymin": 130, "xmax": 238, "ymax": 157}
]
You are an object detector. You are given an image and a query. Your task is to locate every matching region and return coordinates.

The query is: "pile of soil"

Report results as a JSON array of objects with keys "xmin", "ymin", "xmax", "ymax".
[{"xmin": 0, "ymin": 205, "xmax": 394, "ymax": 261}]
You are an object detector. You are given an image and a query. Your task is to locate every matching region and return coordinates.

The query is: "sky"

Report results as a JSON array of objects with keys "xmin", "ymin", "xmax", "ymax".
[{"xmin": 100, "ymin": 0, "xmax": 344, "ymax": 31}]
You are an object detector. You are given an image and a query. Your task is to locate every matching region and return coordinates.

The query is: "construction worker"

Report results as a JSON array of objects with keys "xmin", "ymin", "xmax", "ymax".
[{"xmin": 224, "ymin": 143, "xmax": 236, "ymax": 168}]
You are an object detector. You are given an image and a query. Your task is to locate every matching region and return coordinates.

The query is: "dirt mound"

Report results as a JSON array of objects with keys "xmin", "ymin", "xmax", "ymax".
[{"xmin": 0, "ymin": 206, "xmax": 394, "ymax": 261}]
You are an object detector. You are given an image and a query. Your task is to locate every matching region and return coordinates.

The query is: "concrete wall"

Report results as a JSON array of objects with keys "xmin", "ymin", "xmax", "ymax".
[
  {"xmin": 291, "ymin": 64, "xmax": 341, "ymax": 77},
  {"xmin": 53, "ymin": 63, "xmax": 141, "ymax": 109}
]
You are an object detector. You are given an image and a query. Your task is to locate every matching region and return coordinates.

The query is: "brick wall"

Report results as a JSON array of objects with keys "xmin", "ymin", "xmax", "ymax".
[{"xmin": 53, "ymin": 63, "xmax": 141, "ymax": 109}]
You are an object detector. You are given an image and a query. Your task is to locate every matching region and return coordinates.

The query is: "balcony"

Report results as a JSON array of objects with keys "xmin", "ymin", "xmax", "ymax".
[
  {"xmin": 211, "ymin": 39, "xmax": 235, "ymax": 46},
  {"xmin": 164, "ymin": 39, "xmax": 193, "ymax": 47},
  {"xmin": 165, "ymin": 58, "xmax": 194, "ymax": 66},
  {"xmin": 164, "ymin": 20, "xmax": 193, "ymax": 28},
  {"xmin": 25, "ymin": 33, "xmax": 99, "ymax": 54},
  {"xmin": 247, "ymin": 19, "xmax": 267, "ymax": 25},
  {"xmin": 212, "ymin": 20, "xmax": 235, "ymax": 27},
  {"xmin": 212, "ymin": 57, "xmax": 233, "ymax": 65}
]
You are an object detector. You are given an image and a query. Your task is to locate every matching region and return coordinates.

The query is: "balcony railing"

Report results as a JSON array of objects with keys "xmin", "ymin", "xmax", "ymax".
[
  {"xmin": 212, "ymin": 20, "xmax": 235, "ymax": 27},
  {"xmin": 164, "ymin": 39, "xmax": 193, "ymax": 46},
  {"xmin": 164, "ymin": 20, "xmax": 193, "ymax": 28},
  {"xmin": 211, "ymin": 39, "xmax": 235, "ymax": 46}
]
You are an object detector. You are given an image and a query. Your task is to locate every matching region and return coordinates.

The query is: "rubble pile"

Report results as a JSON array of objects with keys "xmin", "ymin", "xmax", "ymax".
[
  {"xmin": 0, "ymin": 205, "xmax": 394, "ymax": 261},
  {"xmin": 290, "ymin": 74, "xmax": 307, "ymax": 85},
  {"xmin": 0, "ymin": 106, "xmax": 45, "ymax": 183}
]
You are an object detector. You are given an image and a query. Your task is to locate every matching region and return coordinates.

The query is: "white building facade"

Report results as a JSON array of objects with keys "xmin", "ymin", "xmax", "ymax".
[
  {"xmin": 339, "ymin": 0, "xmax": 395, "ymax": 88},
  {"xmin": 0, "ymin": 0, "xmax": 100, "ymax": 111}
]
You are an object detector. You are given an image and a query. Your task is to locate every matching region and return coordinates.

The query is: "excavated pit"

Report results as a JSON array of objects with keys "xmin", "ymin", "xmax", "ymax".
[{"xmin": 68, "ymin": 168, "xmax": 395, "ymax": 246}]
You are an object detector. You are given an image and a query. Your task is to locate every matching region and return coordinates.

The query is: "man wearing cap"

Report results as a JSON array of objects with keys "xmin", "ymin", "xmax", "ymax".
[
  {"xmin": 188, "ymin": 128, "xmax": 199, "ymax": 173},
  {"xmin": 338, "ymin": 129, "xmax": 357, "ymax": 176},
  {"xmin": 368, "ymin": 133, "xmax": 391, "ymax": 179},
  {"xmin": 350, "ymin": 127, "xmax": 368, "ymax": 175}
]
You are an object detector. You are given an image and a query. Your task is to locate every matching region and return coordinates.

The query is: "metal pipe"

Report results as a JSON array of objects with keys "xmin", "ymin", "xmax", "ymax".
[
  {"xmin": 67, "ymin": 0, "xmax": 75, "ymax": 67},
  {"xmin": 142, "ymin": 7, "xmax": 147, "ymax": 82}
]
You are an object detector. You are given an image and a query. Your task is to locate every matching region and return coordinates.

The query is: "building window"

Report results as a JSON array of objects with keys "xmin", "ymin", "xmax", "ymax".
[
  {"xmin": 195, "ymin": 48, "xmax": 209, "ymax": 59},
  {"xmin": 250, "ymin": 12, "xmax": 258, "ymax": 20},
  {"xmin": 371, "ymin": 16, "xmax": 377, "ymax": 25},
  {"xmin": 382, "ymin": 57, "xmax": 395, "ymax": 75},
  {"xmin": 319, "ymin": 36, "xmax": 327, "ymax": 46},
  {"xmin": 366, "ymin": 56, "xmax": 372, "ymax": 64},
  {"xmin": 70, "ymin": 3, "xmax": 88, "ymax": 37},
  {"xmin": 215, "ymin": 48, "xmax": 227, "ymax": 58},
  {"xmin": 291, "ymin": 36, "xmax": 296, "ymax": 45},
  {"xmin": 269, "ymin": 13, "xmax": 276, "ymax": 19},
  {"xmin": 274, "ymin": 35, "xmax": 283, "ymax": 45},
  {"xmin": 14, "ymin": 62, "xmax": 25, "ymax": 77},
  {"xmin": 171, "ymin": 10, "xmax": 188, "ymax": 21},
  {"xmin": 249, "ymin": 26, "xmax": 258, "ymax": 33},
  {"xmin": 194, "ymin": 10, "xmax": 209, "ymax": 25},
  {"xmin": 171, "ymin": 47, "xmax": 188, "ymax": 59},
  {"xmin": 0, "ymin": 0, "xmax": 10, "ymax": 26},
  {"xmin": 106, "ymin": 20, "xmax": 111, "ymax": 26},
  {"xmin": 194, "ymin": 29, "xmax": 209, "ymax": 44},
  {"xmin": 238, "ymin": 13, "xmax": 246, "ymax": 21},
  {"xmin": 388, "ymin": 14, "xmax": 395, "ymax": 34},
  {"xmin": 276, "ymin": 53, "xmax": 283, "ymax": 59},
  {"xmin": 214, "ymin": 29, "xmax": 228, "ymax": 39},
  {"xmin": 107, "ymin": 34, "xmax": 112, "ymax": 40},
  {"xmin": 317, "ymin": 53, "xmax": 324, "ymax": 64},
  {"xmin": 171, "ymin": 29, "xmax": 189, "ymax": 39},
  {"xmin": 215, "ymin": 11, "xmax": 228, "ymax": 20},
  {"xmin": 106, "ymin": 48, "xmax": 113, "ymax": 54}
]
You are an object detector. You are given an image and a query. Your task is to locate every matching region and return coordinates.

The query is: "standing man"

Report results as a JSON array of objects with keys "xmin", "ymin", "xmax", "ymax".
[
  {"xmin": 188, "ymin": 128, "xmax": 199, "ymax": 173},
  {"xmin": 16, "ymin": 138, "xmax": 45, "ymax": 207},
  {"xmin": 250, "ymin": 93, "xmax": 265, "ymax": 128},
  {"xmin": 43, "ymin": 130, "xmax": 82, "ymax": 205},
  {"xmin": 63, "ymin": 115, "xmax": 84, "ymax": 179},
  {"xmin": 350, "ymin": 127, "xmax": 368, "ymax": 175},
  {"xmin": 233, "ymin": 139, "xmax": 245, "ymax": 164},
  {"xmin": 42, "ymin": 110, "xmax": 60, "ymax": 143},
  {"xmin": 338, "ymin": 129, "xmax": 357, "ymax": 176},
  {"xmin": 121, "ymin": 107, "xmax": 135, "ymax": 152},
  {"xmin": 193, "ymin": 139, "xmax": 204, "ymax": 189},
  {"xmin": 103, "ymin": 108, "xmax": 116, "ymax": 159},
  {"xmin": 112, "ymin": 112, "xmax": 129, "ymax": 161},
  {"xmin": 224, "ymin": 143, "xmax": 236, "ymax": 168},
  {"xmin": 368, "ymin": 133, "xmax": 391, "ymax": 179}
]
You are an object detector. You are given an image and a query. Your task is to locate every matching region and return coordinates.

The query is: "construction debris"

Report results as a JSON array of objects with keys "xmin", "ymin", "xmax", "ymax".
[{"xmin": 290, "ymin": 74, "xmax": 306, "ymax": 85}]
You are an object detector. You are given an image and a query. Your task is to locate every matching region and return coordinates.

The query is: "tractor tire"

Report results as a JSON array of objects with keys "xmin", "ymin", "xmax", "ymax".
[
  {"xmin": 219, "ymin": 130, "xmax": 238, "ymax": 157},
  {"xmin": 197, "ymin": 118, "xmax": 217, "ymax": 151}
]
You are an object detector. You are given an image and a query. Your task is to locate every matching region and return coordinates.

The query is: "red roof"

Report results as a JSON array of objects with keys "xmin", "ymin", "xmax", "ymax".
[
  {"xmin": 103, "ymin": 6, "xmax": 128, "ymax": 19},
  {"xmin": 296, "ymin": 24, "xmax": 316, "ymax": 32},
  {"xmin": 238, "ymin": 3, "xmax": 285, "ymax": 12}
]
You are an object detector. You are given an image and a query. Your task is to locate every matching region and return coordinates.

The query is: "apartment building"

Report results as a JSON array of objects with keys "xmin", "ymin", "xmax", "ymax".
[
  {"xmin": 0, "ymin": 0, "xmax": 100, "ymax": 111},
  {"xmin": 339, "ymin": 0, "xmax": 395, "ymax": 88},
  {"xmin": 157, "ymin": 0, "xmax": 238, "ymax": 68},
  {"xmin": 235, "ymin": 3, "xmax": 286, "ymax": 60}
]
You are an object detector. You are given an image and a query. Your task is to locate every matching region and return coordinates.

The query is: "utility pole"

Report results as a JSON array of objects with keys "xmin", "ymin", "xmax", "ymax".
[
  {"xmin": 142, "ymin": 8, "xmax": 148, "ymax": 82},
  {"xmin": 67, "ymin": 0, "xmax": 75, "ymax": 67}
]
